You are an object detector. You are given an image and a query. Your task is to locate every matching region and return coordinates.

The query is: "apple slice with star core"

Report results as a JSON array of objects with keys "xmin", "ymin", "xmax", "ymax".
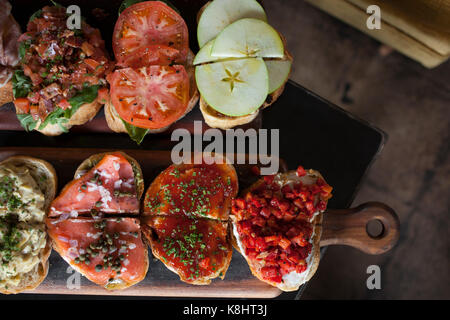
[{"xmin": 195, "ymin": 58, "xmax": 269, "ymax": 116}]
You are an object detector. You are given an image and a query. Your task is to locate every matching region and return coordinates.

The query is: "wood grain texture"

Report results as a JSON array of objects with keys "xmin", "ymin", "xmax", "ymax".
[
  {"xmin": 321, "ymin": 202, "xmax": 400, "ymax": 255},
  {"xmin": 304, "ymin": 0, "xmax": 449, "ymax": 68},
  {"xmin": 0, "ymin": 147, "xmax": 399, "ymax": 296},
  {"xmin": 347, "ymin": 0, "xmax": 450, "ymax": 56},
  {"xmin": 0, "ymin": 103, "xmax": 263, "ymax": 134}
]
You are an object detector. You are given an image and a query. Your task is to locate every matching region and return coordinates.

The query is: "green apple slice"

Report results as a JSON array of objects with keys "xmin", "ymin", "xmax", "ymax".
[
  {"xmin": 197, "ymin": 0, "xmax": 267, "ymax": 48},
  {"xmin": 194, "ymin": 40, "xmax": 218, "ymax": 65},
  {"xmin": 195, "ymin": 58, "xmax": 269, "ymax": 117},
  {"xmin": 266, "ymin": 59, "xmax": 292, "ymax": 93},
  {"xmin": 211, "ymin": 18, "xmax": 284, "ymax": 59}
]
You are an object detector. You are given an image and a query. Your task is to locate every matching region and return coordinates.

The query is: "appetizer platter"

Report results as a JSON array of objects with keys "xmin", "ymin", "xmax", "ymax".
[
  {"xmin": 0, "ymin": 0, "xmax": 400, "ymax": 299},
  {"xmin": 0, "ymin": 147, "xmax": 399, "ymax": 297}
]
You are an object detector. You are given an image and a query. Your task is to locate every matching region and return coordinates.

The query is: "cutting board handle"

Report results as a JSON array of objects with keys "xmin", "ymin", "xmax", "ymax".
[{"xmin": 321, "ymin": 202, "xmax": 400, "ymax": 255}]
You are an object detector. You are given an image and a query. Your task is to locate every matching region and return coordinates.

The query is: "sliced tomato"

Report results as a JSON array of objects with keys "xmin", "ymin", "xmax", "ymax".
[
  {"xmin": 113, "ymin": 1, "xmax": 189, "ymax": 67},
  {"xmin": 108, "ymin": 65, "xmax": 190, "ymax": 130},
  {"xmin": 49, "ymin": 152, "xmax": 140, "ymax": 216}
]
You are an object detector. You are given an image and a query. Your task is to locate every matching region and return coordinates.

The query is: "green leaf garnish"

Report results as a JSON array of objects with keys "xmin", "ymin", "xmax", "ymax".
[
  {"xmin": 121, "ymin": 119, "xmax": 149, "ymax": 145},
  {"xmin": 16, "ymin": 114, "xmax": 38, "ymax": 132},
  {"xmin": 11, "ymin": 70, "xmax": 32, "ymax": 98},
  {"xmin": 38, "ymin": 85, "xmax": 100, "ymax": 131}
]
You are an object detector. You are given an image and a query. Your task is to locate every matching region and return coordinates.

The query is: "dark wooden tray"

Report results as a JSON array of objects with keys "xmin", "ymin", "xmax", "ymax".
[{"xmin": 0, "ymin": 147, "xmax": 399, "ymax": 297}]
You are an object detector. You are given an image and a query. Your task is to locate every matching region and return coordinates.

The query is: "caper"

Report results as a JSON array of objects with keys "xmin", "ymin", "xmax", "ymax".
[
  {"xmin": 95, "ymin": 264, "xmax": 102, "ymax": 272},
  {"xmin": 79, "ymin": 254, "xmax": 85, "ymax": 261},
  {"xmin": 86, "ymin": 247, "xmax": 92, "ymax": 254},
  {"xmin": 113, "ymin": 232, "xmax": 119, "ymax": 239},
  {"xmin": 74, "ymin": 257, "xmax": 80, "ymax": 264},
  {"xmin": 85, "ymin": 258, "xmax": 91, "ymax": 265},
  {"xmin": 91, "ymin": 251, "xmax": 98, "ymax": 257},
  {"xmin": 119, "ymin": 255, "xmax": 125, "ymax": 261},
  {"xmin": 102, "ymin": 246, "xmax": 108, "ymax": 253}
]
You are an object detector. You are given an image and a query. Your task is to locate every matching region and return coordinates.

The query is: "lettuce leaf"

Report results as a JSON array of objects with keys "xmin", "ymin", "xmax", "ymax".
[
  {"xmin": 11, "ymin": 70, "xmax": 32, "ymax": 98},
  {"xmin": 38, "ymin": 85, "xmax": 100, "ymax": 131},
  {"xmin": 121, "ymin": 119, "xmax": 149, "ymax": 145},
  {"xmin": 16, "ymin": 114, "xmax": 38, "ymax": 132}
]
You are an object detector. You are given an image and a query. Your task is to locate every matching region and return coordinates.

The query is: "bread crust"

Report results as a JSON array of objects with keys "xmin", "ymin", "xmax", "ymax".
[
  {"xmin": 15, "ymin": 100, "xmax": 103, "ymax": 136},
  {"xmin": 0, "ymin": 156, "xmax": 57, "ymax": 294},
  {"xmin": 105, "ymin": 50, "xmax": 199, "ymax": 135},
  {"xmin": 230, "ymin": 169, "xmax": 328, "ymax": 292},
  {"xmin": 0, "ymin": 80, "xmax": 13, "ymax": 106}
]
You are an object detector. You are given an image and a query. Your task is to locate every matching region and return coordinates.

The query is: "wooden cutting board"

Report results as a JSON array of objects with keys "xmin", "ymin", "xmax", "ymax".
[
  {"xmin": 0, "ymin": 147, "xmax": 399, "ymax": 297},
  {"xmin": 305, "ymin": 0, "xmax": 450, "ymax": 68}
]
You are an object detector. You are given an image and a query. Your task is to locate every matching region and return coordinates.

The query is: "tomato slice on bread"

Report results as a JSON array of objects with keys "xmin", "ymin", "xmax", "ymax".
[
  {"xmin": 108, "ymin": 65, "xmax": 190, "ymax": 130},
  {"xmin": 113, "ymin": 1, "xmax": 189, "ymax": 67}
]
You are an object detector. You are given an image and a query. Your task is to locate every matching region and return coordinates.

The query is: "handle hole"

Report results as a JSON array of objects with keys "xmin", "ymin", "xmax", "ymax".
[{"xmin": 366, "ymin": 219, "xmax": 385, "ymax": 239}]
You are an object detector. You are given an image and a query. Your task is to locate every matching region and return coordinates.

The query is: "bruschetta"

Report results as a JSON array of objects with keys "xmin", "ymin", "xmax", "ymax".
[
  {"xmin": 105, "ymin": 1, "xmax": 199, "ymax": 143},
  {"xmin": 0, "ymin": 155, "xmax": 57, "ymax": 294},
  {"xmin": 12, "ymin": 5, "xmax": 113, "ymax": 136},
  {"xmin": 230, "ymin": 166, "xmax": 332, "ymax": 291},
  {"xmin": 46, "ymin": 152, "xmax": 148, "ymax": 290},
  {"xmin": 141, "ymin": 157, "xmax": 238, "ymax": 285},
  {"xmin": 195, "ymin": 0, "xmax": 292, "ymax": 129}
]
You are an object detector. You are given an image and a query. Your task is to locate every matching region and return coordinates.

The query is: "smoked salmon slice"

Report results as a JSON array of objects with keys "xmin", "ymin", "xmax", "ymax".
[
  {"xmin": 47, "ymin": 217, "xmax": 148, "ymax": 289},
  {"xmin": 49, "ymin": 153, "xmax": 140, "ymax": 216}
]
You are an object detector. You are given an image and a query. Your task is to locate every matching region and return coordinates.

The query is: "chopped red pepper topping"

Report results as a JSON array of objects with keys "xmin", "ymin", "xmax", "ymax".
[{"xmin": 232, "ymin": 166, "xmax": 332, "ymax": 284}]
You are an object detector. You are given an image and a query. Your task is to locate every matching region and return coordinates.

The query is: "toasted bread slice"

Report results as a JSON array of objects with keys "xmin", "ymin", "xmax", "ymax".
[
  {"xmin": 196, "ymin": 2, "xmax": 293, "ymax": 130},
  {"xmin": 47, "ymin": 152, "xmax": 148, "ymax": 290},
  {"xmin": 105, "ymin": 50, "xmax": 199, "ymax": 135},
  {"xmin": 142, "ymin": 215, "xmax": 232, "ymax": 285},
  {"xmin": 47, "ymin": 217, "xmax": 149, "ymax": 290},
  {"xmin": 0, "ymin": 80, "xmax": 13, "ymax": 106},
  {"xmin": 0, "ymin": 156, "xmax": 57, "ymax": 294},
  {"xmin": 198, "ymin": 46, "xmax": 292, "ymax": 130},
  {"xmin": 14, "ymin": 100, "xmax": 103, "ymax": 136},
  {"xmin": 142, "ymin": 158, "xmax": 238, "ymax": 285},
  {"xmin": 230, "ymin": 169, "xmax": 330, "ymax": 292}
]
